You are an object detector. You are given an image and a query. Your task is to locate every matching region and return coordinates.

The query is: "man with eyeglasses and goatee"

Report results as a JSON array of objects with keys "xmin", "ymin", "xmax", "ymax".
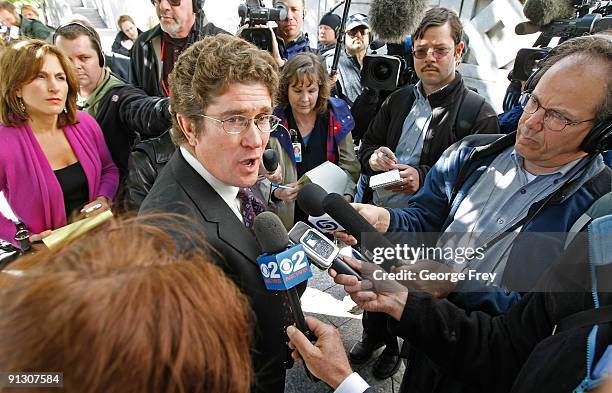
[
  {"xmin": 350, "ymin": 7, "xmax": 499, "ymax": 382},
  {"xmin": 130, "ymin": 0, "xmax": 227, "ymax": 98}
]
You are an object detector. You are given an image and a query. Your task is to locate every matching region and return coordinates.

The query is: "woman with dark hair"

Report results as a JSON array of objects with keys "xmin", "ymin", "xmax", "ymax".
[
  {"xmin": 266, "ymin": 52, "xmax": 360, "ymax": 228},
  {"xmin": 0, "ymin": 216, "xmax": 254, "ymax": 393},
  {"xmin": 0, "ymin": 40, "xmax": 118, "ymax": 246}
]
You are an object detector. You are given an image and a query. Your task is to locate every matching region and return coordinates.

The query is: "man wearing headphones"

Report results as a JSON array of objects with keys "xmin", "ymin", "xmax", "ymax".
[
  {"xmin": 331, "ymin": 34, "xmax": 612, "ymax": 393},
  {"xmin": 54, "ymin": 20, "xmax": 172, "ymax": 188},
  {"xmin": 130, "ymin": 0, "xmax": 227, "ymax": 97}
]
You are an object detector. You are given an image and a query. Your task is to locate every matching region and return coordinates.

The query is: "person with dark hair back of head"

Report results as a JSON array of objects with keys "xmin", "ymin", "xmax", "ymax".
[
  {"xmin": 131, "ymin": 0, "xmax": 228, "ymax": 97},
  {"xmin": 0, "ymin": 216, "xmax": 254, "ymax": 393},
  {"xmin": 54, "ymin": 19, "xmax": 173, "ymax": 191},
  {"xmin": 139, "ymin": 34, "xmax": 290, "ymax": 393},
  {"xmin": 0, "ymin": 39, "xmax": 118, "ymax": 248},
  {"xmin": 0, "ymin": 0, "xmax": 52, "ymax": 40},
  {"xmin": 111, "ymin": 15, "xmax": 142, "ymax": 57}
]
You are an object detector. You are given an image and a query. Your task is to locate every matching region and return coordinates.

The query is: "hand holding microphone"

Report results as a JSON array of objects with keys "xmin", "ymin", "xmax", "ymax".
[
  {"xmin": 253, "ymin": 212, "xmax": 319, "ymax": 381},
  {"xmin": 286, "ymin": 316, "xmax": 353, "ymax": 389},
  {"xmin": 260, "ymin": 149, "xmax": 284, "ymax": 184}
]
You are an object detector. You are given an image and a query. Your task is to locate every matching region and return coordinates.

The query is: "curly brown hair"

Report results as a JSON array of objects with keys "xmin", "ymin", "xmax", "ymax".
[
  {"xmin": 0, "ymin": 39, "xmax": 79, "ymax": 128},
  {"xmin": 169, "ymin": 34, "xmax": 279, "ymax": 146},
  {"xmin": 277, "ymin": 52, "xmax": 330, "ymax": 115}
]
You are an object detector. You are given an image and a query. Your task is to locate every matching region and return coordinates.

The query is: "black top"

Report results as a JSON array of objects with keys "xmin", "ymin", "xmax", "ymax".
[
  {"xmin": 54, "ymin": 162, "xmax": 89, "ymax": 221},
  {"xmin": 287, "ymin": 109, "xmax": 329, "ymax": 223}
]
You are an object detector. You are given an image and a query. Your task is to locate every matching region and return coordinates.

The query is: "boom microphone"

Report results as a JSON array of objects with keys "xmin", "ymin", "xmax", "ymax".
[
  {"xmin": 522, "ymin": 0, "xmax": 575, "ymax": 26},
  {"xmin": 321, "ymin": 193, "xmax": 397, "ymax": 273},
  {"xmin": 369, "ymin": 0, "xmax": 428, "ymax": 43}
]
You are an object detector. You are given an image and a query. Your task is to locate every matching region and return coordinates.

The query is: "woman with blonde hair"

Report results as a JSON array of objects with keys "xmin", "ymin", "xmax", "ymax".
[{"xmin": 0, "ymin": 40, "xmax": 118, "ymax": 246}]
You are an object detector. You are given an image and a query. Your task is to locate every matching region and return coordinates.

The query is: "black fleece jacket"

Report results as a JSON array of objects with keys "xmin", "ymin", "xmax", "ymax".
[{"xmin": 358, "ymin": 73, "xmax": 499, "ymax": 190}]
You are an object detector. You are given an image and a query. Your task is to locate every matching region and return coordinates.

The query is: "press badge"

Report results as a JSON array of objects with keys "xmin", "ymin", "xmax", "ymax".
[
  {"xmin": 293, "ymin": 142, "xmax": 302, "ymax": 163},
  {"xmin": 290, "ymin": 129, "xmax": 302, "ymax": 163}
]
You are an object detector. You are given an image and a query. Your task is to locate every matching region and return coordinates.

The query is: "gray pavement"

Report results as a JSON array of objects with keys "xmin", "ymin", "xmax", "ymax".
[{"xmin": 285, "ymin": 268, "xmax": 404, "ymax": 393}]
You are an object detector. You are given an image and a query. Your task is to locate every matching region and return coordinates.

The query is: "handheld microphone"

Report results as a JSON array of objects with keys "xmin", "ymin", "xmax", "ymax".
[
  {"xmin": 369, "ymin": 0, "xmax": 428, "ymax": 43},
  {"xmin": 297, "ymin": 183, "xmax": 345, "ymax": 233},
  {"xmin": 263, "ymin": 149, "xmax": 279, "ymax": 174},
  {"xmin": 253, "ymin": 212, "xmax": 318, "ymax": 381},
  {"xmin": 288, "ymin": 221, "xmax": 363, "ymax": 280},
  {"xmin": 321, "ymin": 193, "xmax": 398, "ymax": 273}
]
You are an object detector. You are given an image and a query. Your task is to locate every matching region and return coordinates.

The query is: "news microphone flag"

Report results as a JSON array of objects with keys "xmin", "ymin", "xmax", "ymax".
[{"xmin": 257, "ymin": 244, "xmax": 313, "ymax": 291}]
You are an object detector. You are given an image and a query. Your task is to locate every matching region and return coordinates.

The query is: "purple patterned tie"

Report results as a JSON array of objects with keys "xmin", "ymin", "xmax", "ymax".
[{"xmin": 237, "ymin": 188, "xmax": 266, "ymax": 229}]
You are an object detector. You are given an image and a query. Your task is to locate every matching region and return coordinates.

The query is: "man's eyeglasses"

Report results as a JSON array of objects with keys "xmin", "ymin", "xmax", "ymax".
[
  {"xmin": 151, "ymin": 0, "xmax": 181, "ymax": 6},
  {"xmin": 412, "ymin": 47, "xmax": 453, "ymax": 60},
  {"xmin": 196, "ymin": 114, "xmax": 282, "ymax": 135},
  {"xmin": 347, "ymin": 27, "xmax": 369, "ymax": 37},
  {"xmin": 519, "ymin": 92, "xmax": 595, "ymax": 132}
]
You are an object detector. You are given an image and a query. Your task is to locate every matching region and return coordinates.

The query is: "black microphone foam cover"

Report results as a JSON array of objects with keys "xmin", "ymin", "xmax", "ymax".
[
  {"xmin": 263, "ymin": 149, "xmax": 279, "ymax": 173},
  {"xmin": 369, "ymin": 0, "xmax": 428, "ymax": 43},
  {"xmin": 514, "ymin": 21, "xmax": 541, "ymax": 35},
  {"xmin": 322, "ymin": 193, "xmax": 397, "ymax": 272},
  {"xmin": 322, "ymin": 193, "xmax": 379, "ymax": 243},
  {"xmin": 522, "ymin": 0, "xmax": 574, "ymax": 26},
  {"xmin": 253, "ymin": 212, "xmax": 290, "ymax": 254},
  {"xmin": 297, "ymin": 183, "xmax": 327, "ymax": 217}
]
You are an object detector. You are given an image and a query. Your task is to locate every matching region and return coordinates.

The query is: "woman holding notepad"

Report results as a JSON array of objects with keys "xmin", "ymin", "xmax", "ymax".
[
  {"xmin": 0, "ymin": 40, "xmax": 118, "ymax": 247},
  {"xmin": 264, "ymin": 53, "xmax": 360, "ymax": 228}
]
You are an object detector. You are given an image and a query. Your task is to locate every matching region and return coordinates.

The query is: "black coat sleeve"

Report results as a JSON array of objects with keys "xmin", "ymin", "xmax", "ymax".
[
  {"xmin": 390, "ymin": 290, "xmax": 550, "ymax": 392},
  {"xmin": 117, "ymin": 85, "xmax": 172, "ymax": 138},
  {"xmin": 357, "ymin": 93, "xmax": 396, "ymax": 176},
  {"xmin": 125, "ymin": 150, "xmax": 157, "ymax": 211},
  {"xmin": 111, "ymin": 32, "xmax": 131, "ymax": 57}
]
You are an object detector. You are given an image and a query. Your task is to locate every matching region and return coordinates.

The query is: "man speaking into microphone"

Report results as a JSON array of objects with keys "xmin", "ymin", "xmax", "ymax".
[{"xmin": 140, "ymin": 35, "xmax": 289, "ymax": 393}]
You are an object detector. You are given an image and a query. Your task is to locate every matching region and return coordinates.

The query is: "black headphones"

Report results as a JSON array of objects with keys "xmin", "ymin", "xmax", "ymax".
[
  {"xmin": 52, "ymin": 21, "xmax": 105, "ymax": 68},
  {"xmin": 193, "ymin": 0, "xmax": 204, "ymax": 12},
  {"xmin": 524, "ymin": 66, "xmax": 612, "ymax": 156}
]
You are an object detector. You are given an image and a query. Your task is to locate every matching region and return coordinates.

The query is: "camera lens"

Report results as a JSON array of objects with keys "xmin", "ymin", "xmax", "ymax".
[{"xmin": 373, "ymin": 62, "xmax": 392, "ymax": 81}]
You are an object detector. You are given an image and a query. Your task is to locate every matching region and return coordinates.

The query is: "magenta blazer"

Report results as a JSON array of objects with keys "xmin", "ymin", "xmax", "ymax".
[{"xmin": 0, "ymin": 111, "xmax": 119, "ymax": 245}]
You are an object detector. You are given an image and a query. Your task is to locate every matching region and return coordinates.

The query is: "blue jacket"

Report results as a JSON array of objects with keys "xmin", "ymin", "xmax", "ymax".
[{"xmin": 389, "ymin": 133, "xmax": 611, "ymax": 314}]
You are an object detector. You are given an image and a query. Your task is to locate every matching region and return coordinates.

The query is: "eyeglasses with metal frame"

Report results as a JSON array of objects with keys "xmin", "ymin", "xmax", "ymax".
[
  {"xmin": 519, "ymin": 92, "xmax": 595, "ymax": 131},
  {"xmin": 196, "ymin": 113, "xmax": 282, "ymax": 135}
]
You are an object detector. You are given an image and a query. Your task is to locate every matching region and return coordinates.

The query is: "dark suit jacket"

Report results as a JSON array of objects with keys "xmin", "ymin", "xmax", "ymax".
[{"xmin": 140, "ymin": 151, "xmax": 287, "ymax": 393}]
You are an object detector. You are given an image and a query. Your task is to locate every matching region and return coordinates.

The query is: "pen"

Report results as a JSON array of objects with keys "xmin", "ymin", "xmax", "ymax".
[
  {"xmin": 83, "ymin": 203, "xmax": 103, "ymax": 214},
  {"xmin": 271, "ymin": 183, "xmax": 295, "ymax": 190}
]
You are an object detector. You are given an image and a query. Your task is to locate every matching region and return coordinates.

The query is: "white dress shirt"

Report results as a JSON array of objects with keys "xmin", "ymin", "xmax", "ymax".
[
  {"xmin": 334, "ymin": 372, "xmax": 370, "ymax": 393},
  {"xmin": 180, "ymin": 147, "xmax": 243, "ymax": 223}
]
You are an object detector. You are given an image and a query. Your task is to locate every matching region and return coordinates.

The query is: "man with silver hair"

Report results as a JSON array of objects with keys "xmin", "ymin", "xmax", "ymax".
[{"xmin": 130, "ymin": 0, "xmax": 227, "ymax": 97}]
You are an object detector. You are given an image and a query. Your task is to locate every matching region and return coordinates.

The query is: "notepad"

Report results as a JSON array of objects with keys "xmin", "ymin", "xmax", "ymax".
[
  {"xmin": 297, "ymin": 161, "xmax": 349, "ymax": 195},
  {"xmin": 369, "ymin": 169, "xmax": 403, "ymax": 189},
  {"xmin": 43, "ymin": 210, "xmax": 114, "ymax": 250}
]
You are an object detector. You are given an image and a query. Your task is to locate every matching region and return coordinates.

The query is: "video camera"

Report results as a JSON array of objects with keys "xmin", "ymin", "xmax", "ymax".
[
  {"xmin": 238, "ymin": 0, "xmax": 288, "ymax": 52},
  {"xmin": 504, "ymin": 0, "xmax": 610, "ymax": 110},
  {"xmin": 361, "ymin": 42, "xmax": 417, "ymax": 92}
]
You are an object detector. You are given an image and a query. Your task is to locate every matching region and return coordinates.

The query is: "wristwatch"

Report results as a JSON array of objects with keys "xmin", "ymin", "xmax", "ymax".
[{"xmin": 14, "ymin": 221, "xmax": 31, "ymax": 253}]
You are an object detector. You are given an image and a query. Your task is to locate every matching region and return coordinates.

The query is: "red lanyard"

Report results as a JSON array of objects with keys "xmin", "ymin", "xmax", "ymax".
[{"xmin": 160, "ymin": 38, "xmax": 171, "ymax": 97}]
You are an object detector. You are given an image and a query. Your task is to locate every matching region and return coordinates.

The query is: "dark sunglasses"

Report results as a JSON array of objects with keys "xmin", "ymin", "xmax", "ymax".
[{"xmin": 151, "ymin": 0, "xmax": 182, "ymax": 6}]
